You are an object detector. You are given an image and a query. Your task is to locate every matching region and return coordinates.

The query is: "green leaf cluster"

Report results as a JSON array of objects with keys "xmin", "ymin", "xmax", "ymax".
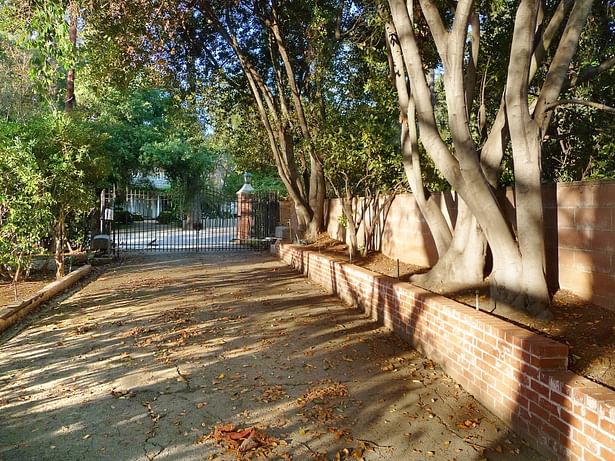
[{"xmin": 0, "ymin": 137, "xmax": 52, "ymax": 278}]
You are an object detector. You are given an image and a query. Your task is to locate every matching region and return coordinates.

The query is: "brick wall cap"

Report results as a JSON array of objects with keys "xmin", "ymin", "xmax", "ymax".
[{"xmin": 542, "ymin": 371, "xmax": 605, "ymax": 396}]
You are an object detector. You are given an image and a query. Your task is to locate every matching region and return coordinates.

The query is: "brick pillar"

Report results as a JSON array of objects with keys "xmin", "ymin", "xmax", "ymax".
[
  {"xmin": 237, "ymin": 192, "xmax": 253, "ymax": 240},
  {"xmin": 236, "ymin": 173, "xmax": 254, "ymax": 241}
]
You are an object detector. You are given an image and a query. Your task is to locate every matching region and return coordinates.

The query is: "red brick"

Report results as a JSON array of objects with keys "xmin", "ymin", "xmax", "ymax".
[
  {"xmin": 529, "ymin": 356, "xmax": 568, "ymax": 369},
  {"xmin": 280, "ymin": 243, "xmax": 615, "ymax": 460},
  {"xmin": 537, "ymin": 396, "xmax": 560, "ymax": 417},
  {"xmin": 581, "ymin": 387, "xmax": 615, "ymax": 413},
  {"xmin": 561, "ymin": 409, "xmax": 584, "ymax": 431},
  {"xmin": 516, "ymin": 394, "xmax": 530, "ymax": 410},
  {"xmin": 572, "ymin": 429, "xmax": 599, "ymax": 455},
  {"xmin": 550, "ymin": 390, "xmax": 573, "ymax": 411},
  {"xmin": 565, "ymin": 432, "xmax": 585, "ymax": 458},
  {"xmin": 574, "ymin": 249, "xmax": 612, "ymax": 274},
  {"xmin": 530, "ymin": 378, "xmax": 550, "ymax": 396},
  {"xmin": 582, "ymin": 420, "xmax": 613, "ymax": 450},
  {"xmin": 598, "ymin": 398, "xmax": 615, "ymax": 420},
  {"xmin": 530, "ymin": 401, "xmax": 551, "ymax": 422},
  {"xmin": 601, "ymin": 416, "xmax": 615, "ymax": 434},
  {"xmin": 528, "ymin": 338, "xmax": 568, "ymax": 357},
  {"xmin": 602, "ymin": 447, "xmax": 615, "ymax": 461},
  {"xmin": 548, "ymin": 412, "xmax": 570, "ymax": 435},
  {"xmin": 583, "ymin": 448, "xmax": 604, "ymax": 461},
  {"xmin": 574, "ymin": 207, "xmax": 612, "ymax": 230},
  {"xmin": 538, "ymin": 418, "xmax": 564, "ymax": 443}
]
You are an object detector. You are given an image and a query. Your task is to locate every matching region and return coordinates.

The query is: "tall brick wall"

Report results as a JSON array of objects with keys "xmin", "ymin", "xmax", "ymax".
[
  {"xmin": 322, "ymin": 180, "xmax": 615, "ymax": 311},
  {"xmin": 326, "ymin": 192, "xmax": 457, "ymax": 267},
  {"xmin": 277, "ymin": 244, "xmax": 615, "ymax": 460},
  {"xmin": 547, "ymin": 181, "xmax": 615, "ymax": 309}
]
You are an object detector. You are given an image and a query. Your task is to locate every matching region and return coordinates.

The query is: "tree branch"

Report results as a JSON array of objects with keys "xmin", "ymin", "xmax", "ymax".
[
  {"xmin": 544, "ymin": 99, "xmax": 615, "ymax": 114},
  {"xmin": 534, "ymin": 0, "xmax": 594, "ymax": 131},
  {"xmin": 529, "ymin": 0, "xmax": 571, "ymax": 80},
  {"xmin": 417, "ymin": 0, "xmax": 449, "ymax": 59},
  {"xmin": 464, "ymin": 10, "xmax": 480, "ymax": 116},
  {"xmin": 565, "ymin": 56, "xmax": 615, "ymax": 90}
]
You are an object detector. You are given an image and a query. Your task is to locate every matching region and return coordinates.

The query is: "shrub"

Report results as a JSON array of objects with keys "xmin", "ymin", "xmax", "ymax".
[
  {"xmin": 0, "ymin": 139, "xmax": 52, "ymax": 281},
  {"xmin": 114, "ymin": 209, "xmax": 134, "ymax": 224},
  {"xmin": 157, "ymin": 210, "xmax": 178, "ymax": 224}
]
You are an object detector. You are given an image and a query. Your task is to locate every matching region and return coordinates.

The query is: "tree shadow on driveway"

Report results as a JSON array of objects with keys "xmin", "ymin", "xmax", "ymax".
[{"xmin": 0, "ymin": 252, "xmax": 544, "ymax": 461}]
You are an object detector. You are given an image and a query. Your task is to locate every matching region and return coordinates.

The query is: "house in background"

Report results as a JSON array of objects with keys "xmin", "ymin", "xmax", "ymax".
[{"xmin": 124, "ymin": 169, "xmax": 173, "ymax": 219}]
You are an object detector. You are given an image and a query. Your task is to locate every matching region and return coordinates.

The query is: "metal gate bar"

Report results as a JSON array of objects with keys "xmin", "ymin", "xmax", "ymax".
[{"xmin": 103, "ymin": 187, "xmax": 279, "ymax": 253}]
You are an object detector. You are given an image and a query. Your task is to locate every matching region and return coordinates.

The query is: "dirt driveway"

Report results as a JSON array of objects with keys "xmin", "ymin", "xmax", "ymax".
[{"xmin": 0, "ymin": 253, "xmax": 544, "ymax": 461}]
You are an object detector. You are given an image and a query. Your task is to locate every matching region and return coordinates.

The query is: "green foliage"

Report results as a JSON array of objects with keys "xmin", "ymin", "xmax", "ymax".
[
  {"xmin": 25, "ymin": 111, "xmax": 105, "ymax": 217},
  {"xmin": 156, "ymin": 210, "xmax": 180, "ymax": 225},
  {"xmin": 80, "ymin": 86, "xmax": 216, "ymax": 191},
  {"xmin": 0, "ymin": 36, "xmax": 41, "ymax": 121},
  {"xmin": 0, "ymin": 111, "xmax": 111, "ymax": 257},
  {"xmin": 319, "ymin": 41, "xmax": 404, "ymax": 198},
  {"xmin": 0, "ymin": 138, "xmax": 52, "ymax": 279},
  {"xmin": 1, "ymin": 0, "xmax": 77, "ymax": 108},
  {"xmin": 541, "ymin": 1, "xmax": 615, "ymax": 182},
  {"xmin": 472, "ymin": 0, "xmax": 615, "ymax": 184}
]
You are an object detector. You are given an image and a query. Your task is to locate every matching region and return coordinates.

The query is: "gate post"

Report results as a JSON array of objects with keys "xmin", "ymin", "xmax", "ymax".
[{"xmin": 236, "ymin": 173, "xmax": 254, "ymax": 241}]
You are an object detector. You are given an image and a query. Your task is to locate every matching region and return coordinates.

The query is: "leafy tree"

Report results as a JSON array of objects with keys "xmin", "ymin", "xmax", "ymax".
[
  {"xmin": 384, "ymin": 0, "xmax": 613, "ymax": 316},
  {"xmin": 24, "ymin": 112, "xmax": 106, "ymax": 278},
  {"xmin": 90, "ymin": 0, "xmax": 379, "ymax": 238},
  {"xmin": 0, "ymin": 138, "xmax": 52, "ymax": 291},
  {"xmin": 541, "ymin": 1, "xmax": 615, "ymax": 181}
]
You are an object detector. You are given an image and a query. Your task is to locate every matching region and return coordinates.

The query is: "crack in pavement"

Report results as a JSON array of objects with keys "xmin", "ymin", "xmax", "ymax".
[
  {"xmin": 416, "ymin": 391, "xmax": 493, "ymax": 455},
  {"xmin": 142, "ymin": 400, "xmax": 166, "ymax": 461},
  {"xmin": 175, "ymin": 365, "xmax": 192, "ymax": 390}
]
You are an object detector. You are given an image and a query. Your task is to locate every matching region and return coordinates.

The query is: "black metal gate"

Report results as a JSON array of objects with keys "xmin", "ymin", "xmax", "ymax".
[{"xmin": 102, "ymin": 187, "xmax": 279, "ymax": 252}]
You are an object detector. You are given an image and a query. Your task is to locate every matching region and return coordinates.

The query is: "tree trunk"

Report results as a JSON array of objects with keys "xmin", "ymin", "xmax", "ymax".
[
  {"xmin": 185, "ymin": 191, "xmax": 201, "ymax": 230},
  {"xmin": 201, "ymin": 6, "xmax": 322, "ymax": 237},
  {"xmin": 54, "ymin": 209, "xmax": 65, "ymax": 280},
  {"xmin": 294, "ymin": 201, "xmax": 312, "ymax": 237},
  {"xmin": 493, "ymin": 0, "xmax": 551, "ymax": 317},
  {"xmin": 306, "ymin": 156, "xmax": 326, "ymax": 239},
  {"xmin": 341, "ymin": 197, "xmax": 359, "ymax": 260},
  {"xmin": 12, "ymin": 262, "xmax": 21, "ymax": 301},
  {"xmin": 384, "ymin": 19, "xmax": 452, "ymax": 258},
  {"xmin": 362, "ymin": 193, "xmax": 394, "ymax": 256},
  {"xmin": 388, "ymin": 0, "xmax": 552, "ymax": 317},
  {"xmin": 412, "ymin": 197, "xmax": 487, "ymax": 293},
  {"xmin": 65, "ymin": 0, "xmax": 77, "ymax": 111}
]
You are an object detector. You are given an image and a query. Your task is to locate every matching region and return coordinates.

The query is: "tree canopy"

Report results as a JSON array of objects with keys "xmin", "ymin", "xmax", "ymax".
[{"xmin": 0, "ymin": 0, "xmax": 612, "ymax": 315}]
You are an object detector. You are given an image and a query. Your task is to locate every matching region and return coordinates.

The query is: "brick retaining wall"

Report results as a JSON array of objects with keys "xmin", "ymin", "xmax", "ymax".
[{"xmin": 278, "ymin": 243, "xmax": 615, "ymax": 460}]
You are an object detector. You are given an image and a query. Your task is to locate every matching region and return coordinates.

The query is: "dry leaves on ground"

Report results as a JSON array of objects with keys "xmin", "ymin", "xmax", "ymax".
[{"xmin": 199, "ymin": 423, "xmax": 285, "ymax": 459}]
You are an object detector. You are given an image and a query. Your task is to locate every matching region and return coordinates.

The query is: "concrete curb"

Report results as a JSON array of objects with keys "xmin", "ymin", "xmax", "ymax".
[{"xmin": 0, "ymin": 265, "xmax": 93, "ymax": 334}]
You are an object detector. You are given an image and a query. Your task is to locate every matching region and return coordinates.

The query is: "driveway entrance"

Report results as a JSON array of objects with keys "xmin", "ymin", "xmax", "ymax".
[{"xmin": 0, "ymin": 253, "xmax": 543, "ymax": 460}]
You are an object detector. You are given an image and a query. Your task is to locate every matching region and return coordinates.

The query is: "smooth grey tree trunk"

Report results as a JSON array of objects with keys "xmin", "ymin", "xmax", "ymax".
[{"xmin": 411, "ymin": 198, "xmax": 486, "ymax": 294}]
